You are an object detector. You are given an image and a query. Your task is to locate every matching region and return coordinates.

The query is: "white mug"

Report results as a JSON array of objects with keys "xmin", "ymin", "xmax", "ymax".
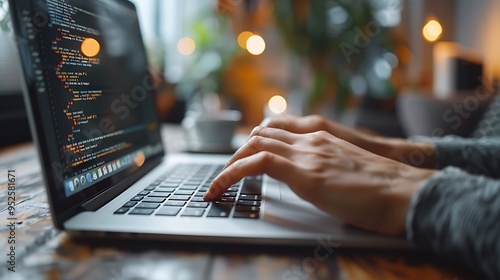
[{"xmin": 182, "ymin": 110, "xmax": 242, "ymax": 152}]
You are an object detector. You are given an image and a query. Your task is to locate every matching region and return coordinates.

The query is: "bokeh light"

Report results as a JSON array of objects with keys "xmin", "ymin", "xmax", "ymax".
[
  {"xmin": 177, "ymin": 37, "xmax": 196, "ymax": 56},
  {"xmin": 422, "ymin": 19, "xmax": 443, "ymax": 42},
  {"xmin": 246, "ymin": 35, "xmax": 266, "ymax": 55},
  {"xmin": 268, "ymin": 95, "xmax": 287, "ymax": 114},
  {"xmin": 81, "ymin": 38, "xmax": 100, "ymax": 57},
  {"xmin": 134, "ymin": 152, "xmax": 145, "ymax": 167},
  {"xmin": 237, "ymin": 31, "xmax": 254, "ymax": 49}
]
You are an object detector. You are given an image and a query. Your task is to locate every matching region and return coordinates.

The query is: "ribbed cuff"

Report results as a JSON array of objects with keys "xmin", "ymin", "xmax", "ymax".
[{"xmin": 405, "ymin": 167, "xmax": 468, "ymax": 245}]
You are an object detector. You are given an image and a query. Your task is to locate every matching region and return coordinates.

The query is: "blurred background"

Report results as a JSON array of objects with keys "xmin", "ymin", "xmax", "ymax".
[{"xmin": 1, "ymin": 0, "xmax": 499, "ymax": 147}]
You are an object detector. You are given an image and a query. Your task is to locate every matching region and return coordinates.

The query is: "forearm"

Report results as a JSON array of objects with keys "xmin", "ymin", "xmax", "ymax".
[
  {"xmin": 407, "ymin": 167, "xmax": 500, "ymax": 279},
  {"xmin": 355, "ymin": 135, "xmax": 437, "ymax": 169},
  {"xmin": 411, "ymin": 136, "xmax": 500, "ymax": 178}
]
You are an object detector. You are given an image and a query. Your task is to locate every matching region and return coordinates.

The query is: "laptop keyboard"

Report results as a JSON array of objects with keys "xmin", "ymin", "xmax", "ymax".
[{"xmin": 113, "ymin": 164, "xmax": 262, "ymax": 219}]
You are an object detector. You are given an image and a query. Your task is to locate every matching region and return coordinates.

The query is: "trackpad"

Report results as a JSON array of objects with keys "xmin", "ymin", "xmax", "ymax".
[{"xmin": 279, "ymin": 184, "xmax": 304, "ymax": 202}]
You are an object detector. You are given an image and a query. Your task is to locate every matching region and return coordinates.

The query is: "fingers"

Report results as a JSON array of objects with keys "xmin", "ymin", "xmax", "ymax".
[
  {"xmin": 224, "ymin": 134, "xmax": 294, "ymax": 171},
  {"xmin": 262, "ymin": 115, "xmax": 328, "ymax": 134},
  {"xmin": 204, "ymin": 152, "xmax": 299, "ymax": 200},
  {"xmin": 203, "ymin": 124, "xmax": 339, "ymax": 201},
  {"xmin": 221, "ymin": 125, "xmax": 301, "ymax": 170},
  {"xmin": 249, "ymin": 126, "xmax": 298, "ymax": 144}
]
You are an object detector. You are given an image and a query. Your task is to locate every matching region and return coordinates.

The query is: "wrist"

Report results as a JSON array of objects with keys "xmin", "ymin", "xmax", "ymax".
[
  {"xmin": 370, "ymin": 137, "xmax": 436, "ymax": 169},
  {"xmin": 382, "ymin": 168, "xmax": 436, "ymax": 236},
  {"xmin": 365, "ymin": 135, "xmax": 405, "ymax": 160}
]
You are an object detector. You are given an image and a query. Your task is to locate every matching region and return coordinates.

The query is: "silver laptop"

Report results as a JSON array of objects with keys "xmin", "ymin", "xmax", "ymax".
[{"xmin": 9, "ymin": 0, "xmax": 408, "ymax": 248}]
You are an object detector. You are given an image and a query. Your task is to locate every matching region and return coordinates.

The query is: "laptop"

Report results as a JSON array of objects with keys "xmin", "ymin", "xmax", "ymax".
[{"xmin": 9, "ymin": 0, "xmax": 408, "ymax": 248}]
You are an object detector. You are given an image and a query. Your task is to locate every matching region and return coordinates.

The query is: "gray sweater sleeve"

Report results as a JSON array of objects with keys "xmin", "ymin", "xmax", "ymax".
[
  {"xmin": 406, "ymin": 167, "xmax": 500, "ymax": 279},
  {"xmin": 410, "ymin": 136, "xmax": 500, "ymax": 178}
]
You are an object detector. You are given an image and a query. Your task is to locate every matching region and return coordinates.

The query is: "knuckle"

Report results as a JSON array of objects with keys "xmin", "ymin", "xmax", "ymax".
[
  {"xmin": 309, "ymin": 115, "xmax": 326, "ymax": 129},
  {"xmin": 218, "ymin": 174, "xmax": 232, "ymax": 188},
  {"xmin": 267, "ymin": 116, "xmax": 288, "ymax": 130},
  {"xmin": 309, "ymin": 114, "xmax": 323, "ymax": 123},
  {"xmin": 308, "ymin": 131, "xmax": 331, "ymax": 145},
  {"xmin": 253, "ymin": 125, "xmax": 268, "ymax": 136},
  {"xmin": 229, "ymin": 160, "xmax": 244, "ymax": 177},
  {"xmin": 258, "ymin": 151, "xmax": 275, "ymax": 163},
  {"xmin": 247, "ymin": 135, "xmax": 266, "ymax": 151},
  {"xmin": 309, "ymin": 162, "xmax": 326, "ymax": 174},
  {"xmin": 253, "ymin": 126, "xmax": 273, "ymax": 138},
  {"xmin": 316, "ymin": 130, "xmax": 331, "ymax": 138},
  {"xmin": 265, "ymin": 118, "xmax": 279, "ymax": 128}
]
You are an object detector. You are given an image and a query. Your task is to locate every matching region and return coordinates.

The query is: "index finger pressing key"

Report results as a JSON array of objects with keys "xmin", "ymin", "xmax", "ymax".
[{"xmin": 203, "ymin": 152, "xmax": 298, "ymax": 201}]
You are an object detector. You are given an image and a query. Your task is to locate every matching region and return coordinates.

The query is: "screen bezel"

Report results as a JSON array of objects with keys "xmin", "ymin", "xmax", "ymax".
[{"xmin": 8, "ymin": 0, "xmax": 166, "ymax": 228}]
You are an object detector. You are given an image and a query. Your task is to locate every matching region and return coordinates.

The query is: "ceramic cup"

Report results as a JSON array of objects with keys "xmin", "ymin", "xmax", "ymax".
[{"xmin": 181, "ymin": 110, "xmax": 242, "ymax": 152}]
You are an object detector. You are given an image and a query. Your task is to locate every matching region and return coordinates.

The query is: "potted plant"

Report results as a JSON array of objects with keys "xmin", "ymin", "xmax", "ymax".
[
  {"xmin": 175, "ymin": 7, "xmax": 239, "ymax": 113},
  {"xmin": 274, "ymin": 0, "xmax": 406, "ymax": 116}
]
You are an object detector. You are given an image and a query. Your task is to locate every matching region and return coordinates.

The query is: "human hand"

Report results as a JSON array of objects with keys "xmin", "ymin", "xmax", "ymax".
[
  {"xmin": 204, "ymin": 126, "xmax": 435, "ymax": 235},
  {"xmin": 261, "ymin": 115, "xmax": 436, "ymax": 169}
]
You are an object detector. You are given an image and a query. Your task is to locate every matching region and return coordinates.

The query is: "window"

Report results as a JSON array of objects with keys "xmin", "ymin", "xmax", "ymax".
[{"xmin": 130, "ymin": 0, "xmax": 213, "ymax": 83}]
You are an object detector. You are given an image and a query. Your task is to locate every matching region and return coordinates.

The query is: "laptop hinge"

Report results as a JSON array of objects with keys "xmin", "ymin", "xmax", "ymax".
[
  {"xmin": 81, "ymin": 157, "xmax": 162, "ymax": 211},
  {"xmin": 81, "ymin": 179, "xmax": 131, "ymax": 211}
]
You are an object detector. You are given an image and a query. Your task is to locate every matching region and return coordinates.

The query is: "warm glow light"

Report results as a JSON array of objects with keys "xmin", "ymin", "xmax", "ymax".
[
  {"xmin": 237, "ymin": 31, "xmax": 254, "ymax": 49},
  {"xmin": 177, "ymin": 37, "xmax": 196, "ymax": 56},
  {"xmin": 268, "ymin": 95, "xmax": 287, "ymax": 114},
  {"xmin": 81, "ymin": 38, "xmax": 100, "ymax": 57},
  {"xmin": 134, "ymin": 152, "xmax": 146, "ymax": 167},
  {"xmin": 423, "ymin": 19, "xmax": 443, "ymax": 42},
  {"xmin": 246, "ymin": 35, "xmax": 266, "ymax": 55}
]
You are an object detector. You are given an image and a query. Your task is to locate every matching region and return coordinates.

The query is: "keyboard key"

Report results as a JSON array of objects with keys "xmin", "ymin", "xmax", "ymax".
[
  {"xmin": 233, "ymin": 212, "xmax": 259, "ymax": 219},
  {"xmin": 149, "ymin": 192, "xmax": 170, "ymax": 198},
  {"xmin": 241, "ymin": 180, "xmax": 262, "ymax": 195},
  {"xmin": 187, "ymin": 202, "xmax": 209, "ymax": 208},
  {"xmin": 144, "ymin": 186, "xmax": 156, "ymax": 191},
  {"xmin": 199, "ymin": 186, "xmax": 209, "ymax": 192},
  {"xmin": 160, "ymin": 183, "xmax": 178, "ymax": 188},
  {"xmin": 207, "ymin": 203, "xmax": 232, "ymax": 218},
  {"xmin": 214, "ymin": 201, "xmax": 233, "ymax": 206},
  {"xmin": 215, "ymin": 197, "xmax": 235, "ymax": 203},
  {"xmin": 194, "ymin": 192, "xmax": 205, "ymax": 197},
  {"xmin": 190, "ymin": 197, "xmax": 206, "ymax": 202},
  {"xmin": 170, "ymin": 195, "xmax": 191, "ymax": 201},
  {"xmin": 138, "ymin": 191, "xmax": 150, "ymax": 196},
  {"xmin": 129, "ymin": 208, "xmax": 154, "ymax": 215},
  {"xmin": 114, "ymin": 207, "xmax": 129, "ymax": 214},
  {"xmin": 164, "ymin": 178, "xmax": 183, "ymax": 183},
  {"xmin": 155, "ymin": 187, "xmax": 175, "ymax": 193},
  {"xmin": 164, "ymin": 201, "xmax": 186, "ymax": 207},
  {"xmin": 164, "ymin": 181, "xmax": 182, "ymax": 185},
  {"xmin": 187, "ymin": 177, "xmax": 206, "ymax": 182},
  {"xmin": 122, "ymin": 201, "xmax": 137, "ymax": 208},
  {"xmin": 156, "ymin": 207, "xmax": 181, "ymax": 216},
  {"xmin": 136, "ymin": 203, "xmax": 160, "ymax": 209},
  {"xmin": 227, "ymin": 187, "xmax": 240, "ymax": 192},
  {"xmin": 180, "ymin": 184, "xmax": 198, "ymax": 190},
  {"xmin": 142, "ymin": 197, "xmax": 166, "ymax": 203},
  {"xmin": 222, "ymin": 192, "xmax": 237, "ymax": 197},
  {"xmin": 181, "ymin": 208, "xmax": 205, "ymax": 217},
  {"xmin": 237, "ymin": 200, "xmax": 261, "ymax": 206},
  {"xmin": 175, "ymin": 190, "xmax": 194, "ymax": 195},
  {"xmin": 130, "ymin": 195, "xmax": 144, "ymax": 201},
  {"xmin": 235, "ymin": 205, "xmax": 260, "ymax": 212},
  {"xmin": 239, "ymin": 194, "xmax": 261, "ymax": 201}
]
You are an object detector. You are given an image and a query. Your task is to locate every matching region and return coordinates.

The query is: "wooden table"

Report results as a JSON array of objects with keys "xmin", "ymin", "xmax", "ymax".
[{"xmin": 0, "ymin": 125, "xmax": 477, "ymax": 279}]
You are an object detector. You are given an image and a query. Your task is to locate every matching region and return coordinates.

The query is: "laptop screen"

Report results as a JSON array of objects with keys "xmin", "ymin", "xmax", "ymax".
[{"xmin": 9, "ymin": 0, "xmax": 164, "ymax": 211}]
